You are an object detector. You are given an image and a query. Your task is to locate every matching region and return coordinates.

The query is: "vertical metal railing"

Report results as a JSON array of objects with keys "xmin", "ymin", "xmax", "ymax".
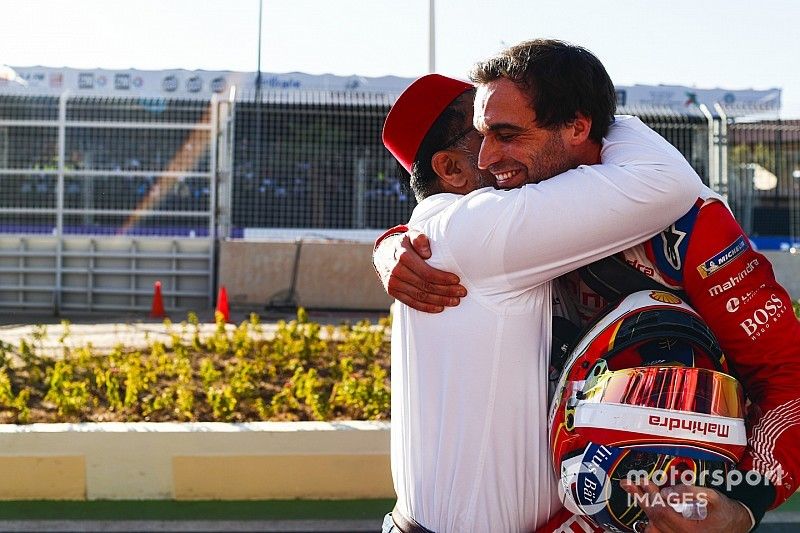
[
  {"xmin": 698, "ymin": 104, "xmax": 721, "ymax": 195},
  {"xmin": 54, "ymin": 92, "xmax": 68, "ymax": 313},
  {"xmin": 726, "ymin": 117, "xmax": 800, "ymax": 245}
]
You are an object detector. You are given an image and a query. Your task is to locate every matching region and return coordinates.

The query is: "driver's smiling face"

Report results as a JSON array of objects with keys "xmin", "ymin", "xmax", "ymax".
[{"xmin": 474, "ymin": 78, "xmax": 574, "ymax": 189}]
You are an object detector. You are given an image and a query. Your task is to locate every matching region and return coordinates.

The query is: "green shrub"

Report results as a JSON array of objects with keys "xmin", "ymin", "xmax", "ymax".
[
  {"xmin": 0, "ymin": 309, "xmax": 391, "ymax": 423},
  {"xmin": 5, "ymin": 302, "xmax": 796, "ymax": 424}
]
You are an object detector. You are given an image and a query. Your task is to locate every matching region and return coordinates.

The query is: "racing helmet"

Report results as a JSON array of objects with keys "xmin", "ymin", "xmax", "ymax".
[{"xmin": 549, "ymin": 290, "xmax": 747, "ymax": 532}]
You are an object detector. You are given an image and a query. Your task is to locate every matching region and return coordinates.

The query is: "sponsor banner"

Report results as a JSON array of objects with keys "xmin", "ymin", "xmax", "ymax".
[
  {"xmin": 0, "ymin": 67, "xmax": 784, "ymax": 115},
  {"xmin": 241, "ymin": 227, "xmax": 381, "ymax": 243},
  {"xmin": 750, "ymin": 236, "xmax": 800, "ymax": 251},
  {"xmin": 696, "ymin": 236, "xmax": 749, "ymax": 279},
  {"xmin": 0, "ymin": 66, "xmax": 411, "ymax": 100},
  {"xmin": 574, "ymin": 402, "xmax": 747, "ymax": 446},
  {"xmin": 616, "ymin": 84, "xmax": 781, "ymax": 116}
]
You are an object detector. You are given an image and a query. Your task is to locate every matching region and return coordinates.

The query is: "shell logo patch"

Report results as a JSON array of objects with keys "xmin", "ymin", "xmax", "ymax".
[{"xmin": 649, "ymin": 291, "xmax": 682, "ymax": 304}]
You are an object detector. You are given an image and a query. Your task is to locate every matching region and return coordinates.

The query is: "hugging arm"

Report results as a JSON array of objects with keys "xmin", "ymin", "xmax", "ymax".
[
  {"xmin": 374, "ymin": 118, "xmax": 705, "ymax": 309},
  {"xmin": 373, "ymin": 227, "xmax": 466, "ymax": 312}
]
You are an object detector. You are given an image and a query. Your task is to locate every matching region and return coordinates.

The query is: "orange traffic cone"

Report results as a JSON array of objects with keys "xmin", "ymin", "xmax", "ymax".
[
  {"xmin": 216, "ymin": 285, "xmax": 230, "ymax": 323},
  {"xmin": 150, "ymin": 281, "xmax": 165, "ymax": 318}
]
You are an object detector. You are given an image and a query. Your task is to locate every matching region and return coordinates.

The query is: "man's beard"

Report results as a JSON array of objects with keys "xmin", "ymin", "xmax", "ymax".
[{"xmin": 525, "ymin": 130, "xmax": 575, "ymax": 185}]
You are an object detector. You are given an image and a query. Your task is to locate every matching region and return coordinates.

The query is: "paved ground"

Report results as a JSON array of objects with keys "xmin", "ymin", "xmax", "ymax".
[
  {"xmin": 0, "ymin": 514, "xmax": 795, "ymax": 532},
  {"xmin": 0, "ymin": 308, "xmax": 388, "ymax": 355}
]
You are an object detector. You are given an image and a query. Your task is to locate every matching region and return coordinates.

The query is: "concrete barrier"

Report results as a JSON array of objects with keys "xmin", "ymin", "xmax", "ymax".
[
  {"xmin": 0, "ymin": 421, "xmax": 392, "ymax": 500},
  {"xmin": 219, "ymin": 241, "xmax": 800, "ymax": 313},
  {"xmin": 218, "ymin": 240, "xmax": 393, "ymax": 311}
]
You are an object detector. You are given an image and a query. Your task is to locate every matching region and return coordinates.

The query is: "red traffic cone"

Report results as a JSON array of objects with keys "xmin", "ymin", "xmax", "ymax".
[
  {"xmin": 216, "ymin": 285, "xmax": 230, "ymax": 323},
  {"xmin": 150, "ymin": 281, "xmax": 165, "ymax": 318}
]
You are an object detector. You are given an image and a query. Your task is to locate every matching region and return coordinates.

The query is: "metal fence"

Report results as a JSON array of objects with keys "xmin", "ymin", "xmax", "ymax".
[
  {"xmin": 2, "ymin": 93, "xmax": 798, "ymax": 243},
  {"xmin": 0, "ymin": 94, "xmax": 217, "ymax": 236},
  {"xmin": 229, "ymin": 91, "xmax": 407, "ymax": 237},
  {"xmin": 0, "ymin": 91, "xmax": 797, "ymax": 312},
  {"xmin": 0, "ymin": 94, "xmax": 219, "ymax": 312},
  {"xmin": 231, "ymin": 95, "xmax": 800, "ymax": 251},
  {"xmin": 620, "ymin": 106, "xmax": 711, "ymax": 185},
  {"xmin": 725, "ymin": 120, "xmax": 800, "ymax": 243}
]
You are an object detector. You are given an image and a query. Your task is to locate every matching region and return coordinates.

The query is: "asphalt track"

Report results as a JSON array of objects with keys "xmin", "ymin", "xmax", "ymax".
[{"xmin": 0, "ymin": 514, "xmax": 796, "ymax": 532}]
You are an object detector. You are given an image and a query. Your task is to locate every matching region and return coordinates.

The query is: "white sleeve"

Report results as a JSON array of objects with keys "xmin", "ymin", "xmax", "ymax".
[{"xmin": 438, "ymin": 117, "xmax": 703, "ymax": 297}]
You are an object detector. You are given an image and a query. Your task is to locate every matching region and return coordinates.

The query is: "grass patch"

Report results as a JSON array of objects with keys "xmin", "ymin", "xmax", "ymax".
[{"xmin": 0, "ymin": 499, "xmax": 394, "ymax": 520}]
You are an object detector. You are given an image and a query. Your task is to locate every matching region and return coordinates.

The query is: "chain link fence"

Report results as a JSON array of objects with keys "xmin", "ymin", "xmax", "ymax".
[
  {"xmin": 726, "ymin": 120, "xmax": 800, "ymax": 244},
  {"xmin": 231, "ymin": 91, "xmax": 408, "ymax": 238},
  {"xmin": 0, "ymin": 95, "xmax": 216, "ymax": 237},
  {"xmin": 1, "ymin": 92, "xmax": 798, "ymax": 246}
]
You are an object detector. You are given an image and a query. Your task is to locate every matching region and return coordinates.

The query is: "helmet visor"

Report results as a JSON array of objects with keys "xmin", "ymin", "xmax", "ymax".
[{"xmin": 581, "ymin": 367, "xmax": 744, "ymax": 419}]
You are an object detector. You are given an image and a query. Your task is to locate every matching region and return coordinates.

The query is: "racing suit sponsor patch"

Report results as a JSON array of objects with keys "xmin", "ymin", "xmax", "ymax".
[
  {"xmin": 708, "ymin": 258, "xmax": 759, "ymax": 296},
  {"xmin": 649, "ymin": 291, "xmax": 682, "ymax": 304},
  {"xmin": 739, "ymin": 293, "xmax": 787, "ymax": 339},
  {"xmin": 727, "ymin": 283, "xmax": 767, "ymax": 314},
  {"xmin": 696, "ymin": 236, "xmax": 748, "ymax": 279},
  {"xmin": 661, "ymin": 223, "xmax": 687, "ymax": 270}
]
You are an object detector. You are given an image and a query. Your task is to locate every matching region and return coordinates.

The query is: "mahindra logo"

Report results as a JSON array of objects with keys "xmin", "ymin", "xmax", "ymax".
[
  {"xmin": 708, "ymin": 259, "xmax": 758, "ymax": 296},
  {"xmin": 648, "ymin": 414, "xmax": 730, "ymax": 438},
  {"xmin": 625, "ymin": 257, "xmax": 655, "ymax": 277}
]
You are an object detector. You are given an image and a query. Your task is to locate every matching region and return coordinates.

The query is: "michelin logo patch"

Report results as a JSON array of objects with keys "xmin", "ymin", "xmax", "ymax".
[{"xmin": 696, "ymin": 236, "xmax": 748, "ymax": 279}]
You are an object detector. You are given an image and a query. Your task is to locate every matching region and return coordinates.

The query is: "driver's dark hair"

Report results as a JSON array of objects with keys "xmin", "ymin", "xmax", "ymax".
[{"xmin": 469, "ymin": 39, "xmax": 615, "ymax": 142}]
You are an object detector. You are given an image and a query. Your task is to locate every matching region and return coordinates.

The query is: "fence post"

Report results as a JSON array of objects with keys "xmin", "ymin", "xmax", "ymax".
[
  {"xmin": 714, "ymin": 103, "xmax": 730, "ymax": 198},
  {"xmin": 216, "ymin": 88, "xmax": 235, "ymax": 242},
  {"xmin": 353, "ymin": 149, "xmax": 366, "ymax": 229},
  {"xmin": 54, "ymin": 91, "xmax": 69, "ymax": 315},
  {"xmin": 698, "ymin": 104, "xmax": 721, "ymax": 197},
  {"xmin": 208, "ymin": 94, "xmax": 219, "ymax": 309}
]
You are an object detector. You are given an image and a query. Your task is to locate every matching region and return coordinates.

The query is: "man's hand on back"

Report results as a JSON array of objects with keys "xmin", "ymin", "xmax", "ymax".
[{"xmin": 373, "ymin": 230, "xmax": 466, "ymax": 313}]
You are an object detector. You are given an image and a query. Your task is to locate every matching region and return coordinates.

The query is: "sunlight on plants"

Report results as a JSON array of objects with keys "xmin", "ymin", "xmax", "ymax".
[{"xmin": 0, "ymin": 308, "xmax": 391, "ymax": 423}]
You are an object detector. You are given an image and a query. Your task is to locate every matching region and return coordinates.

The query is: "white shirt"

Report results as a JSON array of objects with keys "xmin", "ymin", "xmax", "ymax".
[{"xmin": 390, "ymin": 116, "xmax": 704, "ymax": 533}]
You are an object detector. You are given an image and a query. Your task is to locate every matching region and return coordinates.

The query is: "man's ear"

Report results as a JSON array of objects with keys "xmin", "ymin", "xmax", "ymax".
[
  {"xmin": 431, "ymin": 150, "xmax": 467, "ymax": 189},
  {"xmin": 564, "ymin": 112, "xmax": 593, "ymax": 146}
]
